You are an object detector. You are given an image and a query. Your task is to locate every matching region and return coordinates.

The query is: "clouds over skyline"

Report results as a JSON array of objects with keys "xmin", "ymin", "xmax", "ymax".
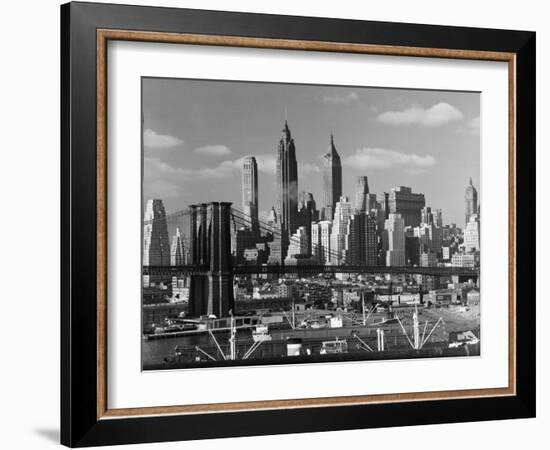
[
  {"xmin": 343, "ymin": 147, "xmax": 436, "ymax": 171},
  {"xmin": 142, "ymin": 78, "xmax": 479, "ymax": 224},
  {"xmin": 377, "ymin": 102, "xmax": 464, "ymax": 127},
  {"xmin": 194, "ymin": 144, "xmax": 232, "ymax": 156},
  {"xmin": 145, "ymin": 153, "xmax": 321, "ymax": 187},
  {"xmin": 143, "ymin": 129, "xmax": 183, "ymax": 149}
]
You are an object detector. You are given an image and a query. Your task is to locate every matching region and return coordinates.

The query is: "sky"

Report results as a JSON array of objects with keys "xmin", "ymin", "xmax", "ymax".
[{"xmin": 142, "ymin": 77, "xmax": 480, "ymax": 227}]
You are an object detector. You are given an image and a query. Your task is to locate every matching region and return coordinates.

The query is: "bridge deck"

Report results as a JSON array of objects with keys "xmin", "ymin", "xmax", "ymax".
[{"xmin": 142, "ymin": 264, "xmax": 478, "ymax": 277}]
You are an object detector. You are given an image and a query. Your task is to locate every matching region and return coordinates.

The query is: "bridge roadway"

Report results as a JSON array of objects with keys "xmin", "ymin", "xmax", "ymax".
[{"xmin": 142, "ymin": 264, "xmax": 478, "ymax": 278}]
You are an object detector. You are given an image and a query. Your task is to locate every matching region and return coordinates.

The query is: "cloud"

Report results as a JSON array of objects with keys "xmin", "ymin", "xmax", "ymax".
[
  {"xmin": 253, "ymin": 155, "xmax": 277, "ymax": 175},
  {"xmin": 145, "ymin": 157, "xmax": 235, "ymax": 181},
  {"xmin": 322, "ymin": 92, "xmax": 359, "ymax": 104},
  {"xmin": 463, "ymin": 116, "xmax": 481, "ymax": 136},
  {"xmin": 377, "ymin": 102, "xmax": 464, "ymax": 127},
  {"xmin": 343, "ymin": 147, "xmax": 436, "ymax": 170},
  {"xmin": 143, "ymin": 129, "xmax": 183, "ymax": 149},
  {"xmin": 299, "ymin": 162, "xmax": 321, "ymax": 174},
  {"xmin": 144, "ymin": 153, "xmax": 279, "ymax": 184},
  {"xmin": 194, "ymin": 144, "xmax": 232, "ymax": 157},
  {"xmin": 144, "ymin": 179, "xmax": 185, "ymax": 199},
  {"xmin": 144, "ymin": 152, "xmax": 320, "ymax": 194}
]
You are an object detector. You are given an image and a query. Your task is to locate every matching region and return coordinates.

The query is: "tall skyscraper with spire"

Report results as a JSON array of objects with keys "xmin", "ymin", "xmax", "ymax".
[
  {"xmin": 354, "ymin": 176, "xmax": 369, "ymax": 212},
  {"xmin": 322, "ymin": 133, "xmax": 342, "ymax": 220},
  {"xmin": 464, "ymin": 177, "xmax": 478, "ymax": 227},
  {"xmin": 242, "ymin": 156, "xmax": 259, "ymax": 234},
  {"xmin": 276, "ymin": 120, "xmax": 299, "ymax": 259}
]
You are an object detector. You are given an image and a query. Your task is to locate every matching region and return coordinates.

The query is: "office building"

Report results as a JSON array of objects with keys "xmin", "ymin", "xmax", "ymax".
[
  {"xmin": 242, "ymin": 156, "xmax": 259, "ymax": 233},
  {"xmin": 276, "ymin": 120, "xmax": 299, "ymax": 259},
  {"xmin": 311, "ymin": 222, "xmax": 321, "ymax": 263},
  {"xmin": 384, "ymin": 213, "xmax": 406, "ymax": 266},
  {"xmin": 344, "ymin": 213, "xmax": 378, "ymax": 265},
  {"xmin": 451, "ymin": 252, "xmax": 478, "ymax": 268},
  {"xmin": 377, "ymin": 192, "xmax": 389, "ymax": 219},
  {"xmin": 435, "ymin": 209, "xmax": 443, "ymax": 227},
  {"xmin": 143, "ymin": 199, "xmax": 171, "ymax": 286},
  {"xmin": 170, "ymin": 227, "xmax": 185, "ymax": 266},
  {"xmin": 330, "ymin": 196, "xmax": 353, "ymax": 264},
  {"xmin": 322, "ymin": 133, "xmax": 342, "ymax": 220},
  {"xmin": 414, "ymin": 223, "xmax": 443, "ymax": 254},
  {"xmin": 354, "ymin": 176, "xmax": 369, "ymax": 212},
  {"xmin": 465, "ymin": 177, "xmax": 478, "ymax": 227},
  {"xmin": 420, "ymin": 248, "xmax": 438, "ymax": 267},
  {"xmin": 388, "ymin": 186, "xmax": 426, "ymax": 227},
  {"xmin": 421, "ymin": 206, "xmax": 433, "ymax": 225},
  {"xmin": 285, "ymin": 226, "xmax": 309, "ymax": 263},
  {"xmin": 319, "ymin": 220, "xmax": 332, "ymax": 264},
  {"xmin": 464, "ymin": 213, "xmax": 480, "ymax": 252}
]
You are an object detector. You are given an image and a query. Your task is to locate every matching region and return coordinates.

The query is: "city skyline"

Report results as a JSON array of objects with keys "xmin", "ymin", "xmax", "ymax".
[
  {"xmin": 142, "ymin": 78, "xmax": 480, "ymax": 226},
  {"xmin": 141, "ymin": 75, "xmax": 481, "ymax": 370}
]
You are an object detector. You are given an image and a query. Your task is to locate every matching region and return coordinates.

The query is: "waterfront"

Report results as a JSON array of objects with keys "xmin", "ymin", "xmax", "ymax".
[{"xmin": 142, "ymin": 303, "xmax": 480, "ymax": 369}]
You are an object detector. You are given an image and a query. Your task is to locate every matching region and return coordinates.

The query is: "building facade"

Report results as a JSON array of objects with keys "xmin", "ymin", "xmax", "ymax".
[
  {"xmin": 321, "ymin": 133, "xmax": 342, "ymax": 221},
  {"xmin": 344, "ymin": 213, "xmax": 378, "ymax": 266},
  {"xmin": 388, "ymin": 186, "xmax": 426, "ymax": 227},
  {"xmin": 464, "ymin": 177, "xmax": 478, "ymax": 227},
  {"xmin": 242, "ymin": 156, "xmax": 259, "ymax": 233},
  {"xmin": 170, "ymin": 227, "xmax": 185, "ymax": 266},
  {"xmin": 143, "ymin": 199, "xmax": 171, "ymax": 286},
  {"xmin": 276, "ymin": 120, "xmax": 299, "ymax": 259},
  {"xmin": 330, "ymin": 196, "xmax": 353, "ymax": 264},
  {"xmin": 319, "ymin": 220, "xmax": 332, "ymax": 264},
  {"xmin": 354, "ymin": 176, "xmax": 369, "ymax": 212},
  {"xmin": 464, "ymin": 213, "xmax": 480, "ymax": 252},
  {"xmin": 384, "ymin": 213, "xmax": 406, "ymax": 266}
]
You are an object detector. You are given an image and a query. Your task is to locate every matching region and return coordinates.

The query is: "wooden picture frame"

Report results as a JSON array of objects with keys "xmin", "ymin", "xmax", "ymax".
[{"xmin": 61, "ymin": 1, "xmax": 535, "ymax": 447}]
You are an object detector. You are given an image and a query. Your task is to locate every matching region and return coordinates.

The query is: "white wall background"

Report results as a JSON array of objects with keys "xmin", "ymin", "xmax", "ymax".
[{"xmin": 0, "ymin": 0, "xmax": 545, "ymax": 449}]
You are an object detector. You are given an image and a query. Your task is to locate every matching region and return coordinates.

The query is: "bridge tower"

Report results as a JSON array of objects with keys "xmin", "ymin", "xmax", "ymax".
[{"xmin": 188, "ymin": 202, "xmax": 234, "ymax": 318}]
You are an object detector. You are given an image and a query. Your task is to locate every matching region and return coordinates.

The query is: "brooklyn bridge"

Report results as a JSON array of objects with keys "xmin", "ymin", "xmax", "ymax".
[{"xmin": 143, "ymin": 202, "xmax": 479, "ymax": 319}]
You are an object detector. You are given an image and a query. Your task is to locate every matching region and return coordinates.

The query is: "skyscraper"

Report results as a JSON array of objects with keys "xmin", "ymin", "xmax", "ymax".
[
  {"xmin": 319, "ymin": 220, "xmax": 332, "ymax": 264},
  {"xmin": 143, "ymin": 199, "xmax": 170, "ymax": 286},
  {"xmin": 298, "ymin": 192, "xmax": 318, "ymax": 255},
  {"xmin": 343, "ymin": 213, "xmax": 378, "ymax": 265},
  {"xmin": 170, "ymin": 227, "xmax": 185, "ymax": 266},
  {"xmin": 311, "ymin": 222, "xmax": 321, "ymax": 263},
  {"xmin": 365, "ymin": 193, "xmax": 379, "ymax": 212},
  {"xmin": 322, "ymin": 133, "xmax": 342, "ymax": 220},
  {"xmin": 330, "ymin": 196, "xmax": 353, "ymax": 264},
  {"xmin": 464, "ymin": 213, "xmax": 480, "ymax": 252},
  {"xmin": 465, "ymin": 177, "xmax": 478, "ymax": 227},
  {"xmin": 388, "ymin": 186, "xmax": 426, "ymax": 227},
  {"xmin": 354, "ymin": 176, "xmax": 369, "ymax": 212},
  {"xmin": 377, "ymin": 192, "xmax": 389, "ymax": 219},
  {"xmin": 435, "ymin": 209, "xmax": 443, "ymax": 227},
  {"xmin": 421, "ymin": 206, "xmax": 433, "ymax": 225},
  {"xmin": 276, "ymin": 120, "xmax": 299, "ymax": 259},
  {"xmin": 384, "ymin": 213, "xmax": 406, "ymax": 267},
  {"xmin": 242, "ymin": 156, "xmax": 259, "ymax": 233},
  {"xmin": 285, "ymin": 226, "xmax": 309, "ymax": 264},
  {"xmin": 414, "ymin": 223, "xmax": 443, "ymax": 254}
]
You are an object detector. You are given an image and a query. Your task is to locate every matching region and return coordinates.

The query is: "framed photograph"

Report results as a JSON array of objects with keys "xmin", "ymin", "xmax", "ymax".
[{"xmin": 61, "ymin": 1, "xmax": 535, "ymax": 447}]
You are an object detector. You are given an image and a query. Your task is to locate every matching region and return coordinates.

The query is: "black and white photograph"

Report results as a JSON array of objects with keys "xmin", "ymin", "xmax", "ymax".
[{"xmin": 141, "ymin": 78, "xmax": 481, "ymax": 369}]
